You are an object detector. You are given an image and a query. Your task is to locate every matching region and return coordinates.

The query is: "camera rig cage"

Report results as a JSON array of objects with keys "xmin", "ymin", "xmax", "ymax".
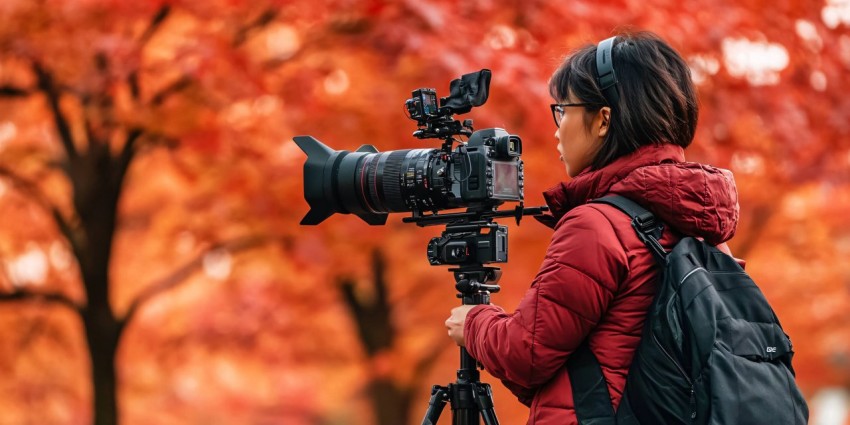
[{"xmin": 400, "ymin": 70, "xmax": 547, "ymax": 269}]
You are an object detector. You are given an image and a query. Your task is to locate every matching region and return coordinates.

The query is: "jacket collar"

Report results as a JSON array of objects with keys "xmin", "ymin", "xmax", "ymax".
[{"xmin": 542, "ymin": 144, "xmax": 685, "ymax": 223}]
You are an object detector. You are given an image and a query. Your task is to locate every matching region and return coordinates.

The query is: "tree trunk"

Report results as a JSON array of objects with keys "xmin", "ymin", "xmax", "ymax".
[
  {"xmin": 74, "ymin": 146, "xmax": 124, "ymax": 425},
  {"xmin": 81, "ymin": 221, "xmax": 121, "ymax": 425},
  {"xmin": 83, "ymin": 306, "xmax": 120, "ymax": 425},
  {"xmin": 370, "ymin": 380, "xmax": 413, "ymax": 425},
  {"xmin": 339, "ymin": 251, "xmax": 419, "ymax": 425}
]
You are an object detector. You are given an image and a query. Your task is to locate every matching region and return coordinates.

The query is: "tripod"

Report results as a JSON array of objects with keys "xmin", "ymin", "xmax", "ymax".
[
  {"xmin": 407, "ymin": 205, "xmax": 548, "ymax": 424},
  {"xmin": 421, "ymin": 266, "xmax": 502, "ymax": 425}
]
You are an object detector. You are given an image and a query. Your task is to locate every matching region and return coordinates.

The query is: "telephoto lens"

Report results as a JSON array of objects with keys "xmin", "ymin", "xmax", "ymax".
[
  {"xmin": 295, "ymin": 136, "xmax": 443, "ymax": 225},
  {"xmin": 294, "ymin": 128, "xmax": 524, "ymax": 225}
]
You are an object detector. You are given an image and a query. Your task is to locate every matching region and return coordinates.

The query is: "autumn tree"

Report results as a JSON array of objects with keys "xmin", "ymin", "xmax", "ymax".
[
  {"xmin": 0, "ymin": 2, "xmax": 308, "ymax": 424},
  {"xmin": 1, "ymin": 1, "xmax": 849, "ymax": 424}
]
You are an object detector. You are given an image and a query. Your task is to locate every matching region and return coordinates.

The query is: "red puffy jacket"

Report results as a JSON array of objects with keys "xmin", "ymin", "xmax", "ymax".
[{"xmin": 463, "ymin": 143, "xmax": 739, "ymax": 425}]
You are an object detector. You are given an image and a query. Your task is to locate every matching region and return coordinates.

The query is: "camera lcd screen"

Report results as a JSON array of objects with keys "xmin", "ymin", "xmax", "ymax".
[
  {"xmin": 422, "ymin": 92, "xmax": 438, "ymax": 116},
  {"xmin": 492, "ymin": 161, "xmax": 520, "ymax": 200}
]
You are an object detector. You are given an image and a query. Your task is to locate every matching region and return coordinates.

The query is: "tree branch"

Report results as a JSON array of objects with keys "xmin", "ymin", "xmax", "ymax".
[
  {"xmin": 0, "ymin": 291, "xmax": 83, "ymax": 313},
  {"xmin": 0, "ymin": 166, "xmax": 78, "ymax": 248},
  {"xmin": 338, "ymin": 249, "xmax": 396, "ymax": 356},
  {"xmin": 82, "ymin": 109, "xmax": 98, "ymax": 148},
  {"xmin": 147, "ymin": 132, "xmax": 180, "ymax": 150},
  {"xmin": 139, "ymin": 5, "xmax": 172, "ymax": 47},
  {"xmin": 128, "ymin": 70, "xmax": 141, "ymax": 100},
  {"xmin": 127, "ymin": 5, "xmax": 172, "ymax": 101},
  {"xmin": 120, "ymin": 235, "xmax": 269, "ymax": 330},
  {"xmin": 233, "ymin": 9, "xmax": 279, "ymax": 47},
  {"xmin": 0, "ymin": 85, "xmax": 31, "ymax": 97},
  {"xmin": 81, "ymin": 53, "xmax": 117, "ymax": 147},
  {"xmin": 150, "ymin": 75, "xmax": 192, "ymax": 106},
  {"xmin": 32, "ymin": 62, "xmax": 77, "ymax": 159},
  {"xmin": 114, "ymin": 128, "xmax": 143, "ymax": 190}
]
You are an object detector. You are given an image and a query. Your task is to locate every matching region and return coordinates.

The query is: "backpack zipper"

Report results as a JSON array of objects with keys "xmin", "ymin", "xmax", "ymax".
[
  {"xmin": 651, "ymin": 331, "xmax": 691, "ymax": 385},
  {"xmin": 652, "ymin": 332, "xmax": 697, "ymax": 420},
  {"xmin": 689, "ymin": 387, "xmax": 696, "ymax": 421},
  {"xmin": 675, "ymin": 266, "xmax": 703, "ymax": 421}
]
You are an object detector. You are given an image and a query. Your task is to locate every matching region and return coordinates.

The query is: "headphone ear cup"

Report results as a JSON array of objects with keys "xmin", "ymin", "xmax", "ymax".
[{"xmin": 596, "ymin": 37, "xmax": 619, "ymax": 106}]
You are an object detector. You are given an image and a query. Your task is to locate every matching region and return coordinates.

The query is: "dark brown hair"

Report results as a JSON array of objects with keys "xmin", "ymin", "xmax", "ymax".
[{"xmin": 549, "ymin": 31, "xmax": 698, "ymax": 170}]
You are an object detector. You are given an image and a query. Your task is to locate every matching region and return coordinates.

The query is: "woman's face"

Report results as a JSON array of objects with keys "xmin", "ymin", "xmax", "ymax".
[{"xmin": 553, "ymin": 94, "xmax": 609, "ymax": 178}]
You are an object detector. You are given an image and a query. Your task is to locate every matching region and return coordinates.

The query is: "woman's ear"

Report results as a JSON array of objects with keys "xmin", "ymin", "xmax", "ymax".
[{"xmin": 597, "ymin": 107, "xmax": 611, "ymax": 138}]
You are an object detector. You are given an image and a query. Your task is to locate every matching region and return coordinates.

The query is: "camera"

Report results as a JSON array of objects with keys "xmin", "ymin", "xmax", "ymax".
[
  {"xmin": 427, "ymin": 224, "xmax": 507, "ymax": 265},
  {"xmin": 294, "ymin": 69, "xmax": 525, "ymax": 228}
]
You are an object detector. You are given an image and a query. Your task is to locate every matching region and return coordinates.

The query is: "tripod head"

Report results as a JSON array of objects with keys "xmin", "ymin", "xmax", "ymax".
[{"xmin": 453, "ymin": 265, "xmax": 501, "ymax": 305}]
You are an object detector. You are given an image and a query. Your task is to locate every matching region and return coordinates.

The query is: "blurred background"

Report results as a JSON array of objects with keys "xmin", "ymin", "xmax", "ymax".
[{"xmin": 0, "ymin": 0, "xmax": 848, "ymax": 424}]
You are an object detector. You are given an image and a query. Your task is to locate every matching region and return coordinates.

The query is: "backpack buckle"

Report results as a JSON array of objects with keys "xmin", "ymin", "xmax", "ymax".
[
  {"xmin": 631, "ymin": 216, "xmax": 667, "ymax": 262},
  {"xmin": 633, "ymin": 212, "xmax": 655, "ymax": 228}
]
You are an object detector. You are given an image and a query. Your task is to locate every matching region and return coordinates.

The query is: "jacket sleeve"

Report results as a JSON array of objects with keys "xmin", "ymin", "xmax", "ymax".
[{"xmin": 463, "ymin": 206, "xmax": 629, "ymax": 389}]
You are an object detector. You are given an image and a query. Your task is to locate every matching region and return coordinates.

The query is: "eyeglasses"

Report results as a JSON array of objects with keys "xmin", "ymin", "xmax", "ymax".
[{"xmin": 550, "ymin": 103, "xmax": 596, "ymax": 128}]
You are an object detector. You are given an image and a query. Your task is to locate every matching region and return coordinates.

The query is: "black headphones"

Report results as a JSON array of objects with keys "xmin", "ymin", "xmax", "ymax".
[{"xmin": 596, "ymin": 36, "xmax": 619, "ymax": 107}]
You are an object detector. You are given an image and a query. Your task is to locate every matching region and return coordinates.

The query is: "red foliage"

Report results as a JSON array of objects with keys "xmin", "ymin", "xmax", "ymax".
[{"xmin": 0, "ymin": 0, "xmax": 848, "ymax": 423}]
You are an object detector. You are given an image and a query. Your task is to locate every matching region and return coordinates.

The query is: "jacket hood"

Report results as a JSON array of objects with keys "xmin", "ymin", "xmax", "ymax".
[{"xmin": 541, "ymin": 143, "xmax": 739, "ymax": 245}]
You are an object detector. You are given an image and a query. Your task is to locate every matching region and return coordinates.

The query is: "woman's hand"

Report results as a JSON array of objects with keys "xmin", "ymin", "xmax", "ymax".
[{"xmin": 445, "ymin": 305, "xmax": 477, "ymax": 346}]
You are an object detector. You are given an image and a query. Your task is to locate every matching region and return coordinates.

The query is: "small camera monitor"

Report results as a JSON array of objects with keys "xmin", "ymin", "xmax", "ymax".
[
  {"xmin": 491, "ymin": 161, "xmax": 520, "ymax": 200},
  {"xmin": 421, "ymin": 91, "xmax": 438, "ymax": 116}
]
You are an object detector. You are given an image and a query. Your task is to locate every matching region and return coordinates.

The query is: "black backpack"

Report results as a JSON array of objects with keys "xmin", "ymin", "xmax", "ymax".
[{"xmin": 566, "ymin": 195, "xmax": 809, "ymax": 425}]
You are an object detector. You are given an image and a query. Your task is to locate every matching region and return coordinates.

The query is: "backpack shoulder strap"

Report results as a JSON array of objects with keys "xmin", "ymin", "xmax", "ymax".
[
  {"xmin": 567, "ymin": 342, "xmax": 616, "ymax": 425},
  {"xmin": 591, "ymin": 196, "xmax": 668, "ymax": 264},
  {"xmin": 566, "ymin": 196, "xmax": 668, "ymax": 424}
]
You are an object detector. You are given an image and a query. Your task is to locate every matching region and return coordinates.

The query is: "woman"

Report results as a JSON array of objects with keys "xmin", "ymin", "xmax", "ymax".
[{"xmin": 445, "ymin": 31, "xmax": 739, "ymax": 424}]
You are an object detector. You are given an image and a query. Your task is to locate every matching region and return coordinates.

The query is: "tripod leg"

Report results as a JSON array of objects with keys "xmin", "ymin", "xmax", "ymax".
[
  {"xmin": 422, "ymin": 385, "xmax": 449, "ymax": 425},
  {"xmin": 472, "ymin": 383, "xmax": 500, "ymax": 425}
]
